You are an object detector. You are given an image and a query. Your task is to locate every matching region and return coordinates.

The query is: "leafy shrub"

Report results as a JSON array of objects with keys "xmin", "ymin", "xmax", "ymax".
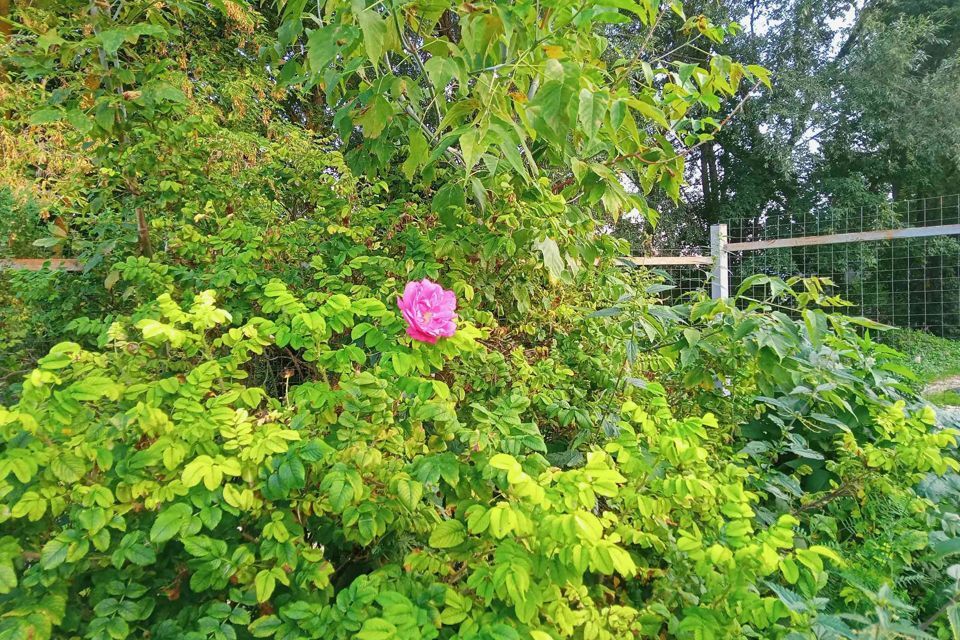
[
  {"xmin": 2, "ymin": 270, "xmax": 959, "ymax": 639},
  {"xmin": 883, "ymin": 329, "xmax": 960, "ymax": 385}
]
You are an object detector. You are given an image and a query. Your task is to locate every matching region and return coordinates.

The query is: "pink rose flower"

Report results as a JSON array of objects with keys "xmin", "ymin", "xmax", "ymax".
[{"xmin": 397, "ymin": 279, "xmax": 457, "ymax": 344}]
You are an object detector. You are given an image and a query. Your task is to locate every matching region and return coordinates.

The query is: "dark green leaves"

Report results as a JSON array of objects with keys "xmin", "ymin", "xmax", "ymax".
[
  {"xmin": 149, "ymin": 503, "xmax": 194, "ymax": 543},
  {"xmin": 431, "ymin": 183, "xmax": 466, "ymax": 228}
]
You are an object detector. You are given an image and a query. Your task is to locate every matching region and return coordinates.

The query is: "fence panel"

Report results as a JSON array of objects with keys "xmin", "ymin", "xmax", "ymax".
[
  {"xmin": 621, "ymin": 249, "xmax": 713, "ymax": 304},
  {"xmin": 723, "ymin": 195, "xmax": 960, "ymax": 336}
]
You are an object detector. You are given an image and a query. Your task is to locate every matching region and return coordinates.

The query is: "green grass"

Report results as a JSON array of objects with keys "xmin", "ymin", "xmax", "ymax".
[
  {"xmin": 924, "ymin": 389, "xmax": 960, "ymax": 406},
  {"xmin": 882, "ymin": 328, "xmax": 960, "ymax": 384}
]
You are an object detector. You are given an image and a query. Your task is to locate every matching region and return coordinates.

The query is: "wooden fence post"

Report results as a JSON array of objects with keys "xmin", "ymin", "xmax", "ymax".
[{"xmin": 710, "ymin": 224, "xmax": 729, "ymax": 299}]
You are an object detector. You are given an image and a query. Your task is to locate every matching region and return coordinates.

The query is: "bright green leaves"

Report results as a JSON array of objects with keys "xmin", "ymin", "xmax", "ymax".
[
  {"xmin": 577, "ymin": 88, "xmax": 608, "ymax": 146},
  {"xmin": 11, "ymin": 491, "xmax": 47, "ymax": 521},
  {"xmin": 255, "ymin": 567, "xmax": 290, "ymax": 603},
  {"xmin": 181, "ymin": 455, "xmax": 242, "ymax": 491},
  {"xmin": 0, "ymin": 538, "xmax": 20, "ymax": 595},
  {"xmin": 67, "ymin": 376, "xmax": 123, "ymax": 402},
  {"xmin": 401, "ymin": 129, "xmax": 430, "ymax": 180},
  {"xmin": 111, "ymin": 532, "xmax": 157, "ymax": 569},
  {"xmin": 431, "ymin": 182, "xmax": 466, "ymax": 228},
  {"xmin": 48, "ymin": 454, "xmax": 86, "ymax": 484},
  {"xmin": 270, "ymin": 0, "xmax": 761, "ymax": 218},
  {"xmin": 97, "ymin": 24, "xmax": 166, "ymax": 56},
  {"xmin": 423, "ymin": 56, "xmax": 461, "ymax": 93},
  {"xmin": 458, "ymin": 128, "xmax": 489, "ymax": 175},
  {"xmin": 0, "ymin": 450, "xmax": 39, "ymax": 484},
  {"xmin": 429, "ymin": 520, "xmax": 466, "ymax": 549},
  {"xmin": 393, "ymin": 477, "xmax": 423, "ymax": 512},
  {"xmin": 440, "ymin": 588, "xmax": 473, "ymax": 625},
  {"xmin": 356, "ymin": 617, "xmax": 396, "ymax": 640},
  {"xmin": 40, "ymin": 537, "xmax": 70, "ymax": 570}
]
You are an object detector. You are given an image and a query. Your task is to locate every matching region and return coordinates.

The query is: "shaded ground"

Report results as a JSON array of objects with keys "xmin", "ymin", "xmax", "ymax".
[
  {"xmin": 925, "ymin": 375, "xmax": 960, "ymax": 397},
  {"xmin": 925, "ymin": 375, "xmax": 960, "ymax": 425}
]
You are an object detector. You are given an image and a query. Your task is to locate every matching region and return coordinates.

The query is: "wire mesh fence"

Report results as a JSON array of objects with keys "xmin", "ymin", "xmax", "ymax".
[
  {"xmin": 645, "ymin": 263, "xmax": 712, "ymax": 304},
  {"xmin": 727, "ymin": 194, "xmax": 960, "ymax": 336},
  {"xmin": 623, "ymin": 245, "xmax": 712, "ymax": 304}
]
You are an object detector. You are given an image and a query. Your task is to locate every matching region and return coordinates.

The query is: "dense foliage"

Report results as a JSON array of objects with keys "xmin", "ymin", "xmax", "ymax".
[
  {"xmin": 1, "ymin": 0, "xmax": 960, "ymax": 639},
  {"xmin": 613, "ymin": 0, "xmax": 960, "ymax": 335}
]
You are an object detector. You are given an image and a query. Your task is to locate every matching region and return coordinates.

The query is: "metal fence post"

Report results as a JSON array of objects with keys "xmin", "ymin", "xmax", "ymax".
[{"xmin": 710, "ymin": 224, "xmax": 729, "ymax": 299}]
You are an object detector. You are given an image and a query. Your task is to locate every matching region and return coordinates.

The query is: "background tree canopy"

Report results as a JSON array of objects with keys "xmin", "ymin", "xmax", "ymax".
[
  {"xmin": 615, "ymin": 0, "xmax": 960, "ymax": 252},
  {"xmin": 1, "ymin": 0, "xmax": 960, "ymax": 639}
]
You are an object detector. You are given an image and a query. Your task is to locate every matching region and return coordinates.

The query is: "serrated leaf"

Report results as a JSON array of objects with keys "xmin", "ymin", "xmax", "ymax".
[
  {"xmin": 396, "ymin": 478, "xmax": 423, "ymax": 511},
  {"xmin": 356, "ymin": 617, "xmax": 396, "ymax": 640},
  {"xmin": 429, "ymin": 520, "xmax": 466, "ymax": 549},
  {"xmin": 150, "ymin": 503, "xmax": 193, "ymax": 543},
  {"xmin": 255, "ymin": 569, "xmax": 276, "ymax": 603}
]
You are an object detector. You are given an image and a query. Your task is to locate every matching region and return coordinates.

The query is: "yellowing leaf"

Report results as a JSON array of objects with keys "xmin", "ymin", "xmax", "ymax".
[
  {"xmin": 182, "ymin": 455, "xmax": 214, "ymax": 489},
  {"xmin": 429, "ymin": 520, "xmax": 466, "ymax": 549},
  {"xmin": 543, "ymin": 44, "xmax": 564, "ymax": 59}
]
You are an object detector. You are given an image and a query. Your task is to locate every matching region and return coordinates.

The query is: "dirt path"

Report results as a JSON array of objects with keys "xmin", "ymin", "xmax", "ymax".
[
  {"xmin": 925, "ymin": 376, "xmax": 960, "ymax": 425},
  {"xmin": 925, "ymin": 375, "xmax": 960, "ymax": 397}
]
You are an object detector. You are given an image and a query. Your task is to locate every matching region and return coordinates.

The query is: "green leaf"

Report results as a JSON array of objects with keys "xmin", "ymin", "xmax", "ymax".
[
  {"xmin": 424, "ymin": 55, "xmax": 460, "ymax": 90},
  {"xmin": 577, "ymin": 89, "xmax": 607, "ymax": 142},
  {"xmin": 396, "ymin": 478, "xmax": 423, "ymax": 511},
  {"xmin": 249, "ymin": 615, "xmax": 282, "ymax": 637},
  {"xmin": 352, "ymin": 0, "xmax": 387, "ymax": 62},
  {"xmin": 69, "ymin": 376, "xmax": 118, "ymax": 401},
  {"xmin": 150, "ymin": 503, "xmax": 193, "ymax": 543},
  {"xmin": 528, "ymin": 62, "xmax": 578, "ymax": 146},
  {"xmin": 321, "ymin": 468, "xmax": 357, "ymax": 513},
  {"xmin": 429, "ymin": 520, "xmax": 466, "ymax": 549},
  {"xmin": 150, "ymin": 82, "xmax": 186, "ymax": 104},
  {"xmin": 533, "ymin": 237, "xmax": 564, "ymax": 281},
  {"xmin": 94, "ymin": 104, "xmax": 116, "ymax": 133},
  {"xmin": 98, "ymin": 29, "xmax": 127, "ymax": 55},
  {"xmin": 0, "ymin": 564, "xmax": 16, "ymax": 594},
  {"xmin": 401, "ymin": 129, "xmax": 429, "ymax": 180},
  {"xmin": 629, "ymin": 99, "xmax": 671, "ymax": 129},
  {"xmin": 106, "ymin": 617, "xmax": 129, "ymax": 639},
  {"xmin": 764, "ymin": 581, "xmax": 808, "ymax": 614},
  {"xmin": 933, "ymin": 537, "xmax": 960, "ymax": 559},
  {"xmin": 36, "ymin": 29, "xmax": 66, "ymax": 52},
  {"xmin": 356, "ymin": 618, "xmax": 396, "ymax": 640},
  {"xmin": 40, "ymin": 538, "xmax": 68, "ymax": 570},
  {"xmin": 459, "ymin": 128, "xmax": 488, "ymax": 174},
  {"xmin": 29, "ymin": 108, "xmax": 63, "ymax": 127},
  {"xmin": 948, "ymin": 605, "xmax": 960, "ymax": 640},
  {"xmin": 182, "ymin": 455, "xmax": 215, "ymax": 489},
  {"xmin": 124, "ymin": 542, "xmax": 156, "ymax": 567},
  {"xmin": 441, "ymin": 588, "xmax": 472, "ymax": 625},
  {"xmin": 32, "ymin": 236, "xmax": 63, "ymax": 248},
  {"xmin": 431, "ymin": 183, "xmax": 466, "ymax": 228},
  {"xmin": 306, "ymin": 25, "xmax": 340, "ymax": 71},
  {"xmin": 356, "ymin": 95, "xmax": 393, "ymax": 140},
  {"xmin": 255, "ymin": 569, "xmax": 276, "ymax": 602}
]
